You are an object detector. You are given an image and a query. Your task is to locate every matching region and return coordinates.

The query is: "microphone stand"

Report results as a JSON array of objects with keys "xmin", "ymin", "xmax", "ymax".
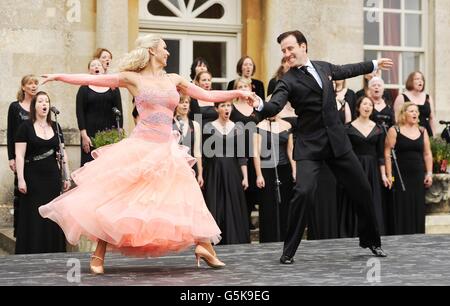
[
  {"xmin": 380, "ymin": 120, "xmax": 406, "ymax": 192},
  {"xmin": 53, "ymin": 111, "xmax": 70, "ymax": 192},
  {"xmin": 269, "ymin": 119, "xmax": 282, "ymax": 241}
]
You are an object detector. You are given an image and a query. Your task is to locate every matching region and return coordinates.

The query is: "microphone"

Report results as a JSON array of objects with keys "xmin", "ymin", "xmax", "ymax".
[
  {"xmin": 112, "ymin": 107, "xmax": 122, "ymax": 117},
  {"xmin": 50, "ymin": 106, "xmax": 60, "ymax": 115},
  {"xmin": 439, "ymin": 120, "xmax": 450, "ymax": 125}
]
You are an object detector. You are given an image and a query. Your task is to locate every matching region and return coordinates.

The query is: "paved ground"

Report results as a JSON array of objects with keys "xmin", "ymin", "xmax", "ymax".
[{"xmin": 0, "ymin": 234, "xmax": 449, "ymax": 286}]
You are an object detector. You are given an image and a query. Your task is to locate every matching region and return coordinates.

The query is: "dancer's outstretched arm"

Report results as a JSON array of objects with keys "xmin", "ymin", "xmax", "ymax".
[
  {"xmin": 172, "ymin": 74, "xmax": 256, "ymax": 104},
  {"xmin": 41, "ymin": 73, "xmax": 123, "ymax": 88}
]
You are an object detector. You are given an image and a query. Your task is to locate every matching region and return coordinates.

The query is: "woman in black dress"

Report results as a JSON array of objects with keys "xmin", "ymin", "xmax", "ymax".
[
  {"xmin": 173, "ymin": 94, "xmax": 203, "ymax": 186},
  {"xmin": 203, "ymin": 101, "xmax": 250, "ymax": 245},
  {"xmin": 230, "ymin": 78, "xmax": 262, "ymax": 230},
  {"xmin": 14, "ymin": 91, "xmax": 69, "ymax": 254},
  {"xmin": 334, "ymin": 80, "xmax": 357, "ymax": 120},
  {"xmin": 7, "ymin": 75, "xmax": 39, "ymax": 237},
  {"xmin": 254, "ymin": 116, "xmax": 295, "ymax": 242},
  {"xmin": 267, "ymin": 57, "xmax": 290, "ymax": 96},
  {"xmin": 76, "ymin": 59, "xmax": 123, "ymax": 166},
  {"xmin": 338, "ymin": 97, "xmax": 389, "ymax": 237},
  {"xmin": 368, "ymin": 77, "xmax": 396, "ymax": 128},
  {"xmin": 190, "ymin": 71, "xmax": 218, "ymax": 128},
  {"xmin": 385, "ymin": 102, "xmax": 433, "ymax": 235},
  {"xmin": 394, "ymin": 71, "xmax": 435, "ymax": 137},
  {"xmin": 227, "ymin": 56, "xmax": 265, "ymax": 101}
]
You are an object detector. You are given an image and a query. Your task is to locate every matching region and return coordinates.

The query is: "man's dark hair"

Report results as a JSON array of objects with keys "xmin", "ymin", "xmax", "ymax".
[{"xmin": 277, "ymin": 30, "xmax": 308, "ymax": 52}]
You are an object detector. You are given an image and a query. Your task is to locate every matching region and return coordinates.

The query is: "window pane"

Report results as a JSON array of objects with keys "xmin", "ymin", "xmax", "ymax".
[
  {"xmin": 382, "ymin": 51, "xmax": 400, "ymax": 85},
  {"xmin": 384, "ymin": 13, "xmax": 401, "ymax": 46},
  {"xmin": 364, "ymin": 50, "xmax": 378, "ymax": 62},
  {"xmin": 193, "ymin": 0, "xmax": 208, "ymax": 10},
  {"xmin": 405, "ymin": 0, "xmax": 421, "ymax": 10},
  {"xmin": 167, "ymin": 0, "xmax": 180, "ymax": 9},
  {"xmin": 405, "ymin": 14, "xmax": 422, "ymax": 47},
  {"xmin": 384, "ymin": 0, "xmax": 400, "ymax": 9},
  {"xmin": 165, "ymin": 39, "xmax": 180, "ymax": 74},
  {"xmin": 148, "ymin": 0, "xmax": 177, "ymax": 17},
  {"xmin": 403, "ymin": 52, "xmax": 421, "ymax": 81},
  {"xmin": 193, "ymin": 41, "xmax": 227, "ymax": 78},
  {"xmin": 364, "ymin": 14, "xmax": 380, "ymax": 44},
  {"xmin": 197, "ymin": 4, "xmax": 225, "ymax": 19}
]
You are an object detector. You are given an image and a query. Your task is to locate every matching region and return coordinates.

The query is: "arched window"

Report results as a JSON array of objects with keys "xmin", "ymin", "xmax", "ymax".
[
  {"xmin": 147, "ymin": 0, "xmax": 225, "ymax": 19},
  {"xmin": 140, "ymin": 0, "xmax": 242, "ymax": 89}
]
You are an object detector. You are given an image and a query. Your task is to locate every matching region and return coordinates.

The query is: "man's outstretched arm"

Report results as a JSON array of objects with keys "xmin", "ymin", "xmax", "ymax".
[{"xmin": 330, "ymin": 58, "xmax": 393, "ymax": 80}]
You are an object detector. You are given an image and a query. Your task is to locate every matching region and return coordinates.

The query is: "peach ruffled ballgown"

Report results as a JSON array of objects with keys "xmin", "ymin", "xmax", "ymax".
[{"xmin": 39, "ymin": 86, "xmax": 221, "ymax": 257}]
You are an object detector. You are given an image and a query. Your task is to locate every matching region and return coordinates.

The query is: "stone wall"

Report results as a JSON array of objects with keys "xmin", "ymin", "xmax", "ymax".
[
  {"xmin": 0, "ymin": 1, "xmax": 132, "ymax": 211},
  {"xmin": 261, "ymin": 0, "xmax": 365, "ymax": 92},
  {"xmin": 433, "ymin": 0, "xmax": 450, "ymax": 125}
]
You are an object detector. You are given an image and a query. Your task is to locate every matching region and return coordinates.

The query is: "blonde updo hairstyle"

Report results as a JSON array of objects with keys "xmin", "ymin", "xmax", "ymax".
[{"xmin": 119, "ymin": 34, "xmax": 162, "ymax": 72}]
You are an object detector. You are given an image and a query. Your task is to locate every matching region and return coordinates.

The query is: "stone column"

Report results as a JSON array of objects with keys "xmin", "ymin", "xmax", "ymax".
[
  {"xmin": 433, "ymin": 0, "xmax": 450, "ymax": 123},
  {"xmin": 96, "ymin": 0, "xmax": 134, "ymax": 133},
  {"xmin": 242, "ymin": 0, "xmax": 263, "ymax": 82}
]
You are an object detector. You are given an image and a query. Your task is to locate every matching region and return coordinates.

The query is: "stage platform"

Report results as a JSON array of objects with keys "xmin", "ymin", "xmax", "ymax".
[{"xmin": 1, "ymin": 234, "xmax": 450, "ymax": 286}]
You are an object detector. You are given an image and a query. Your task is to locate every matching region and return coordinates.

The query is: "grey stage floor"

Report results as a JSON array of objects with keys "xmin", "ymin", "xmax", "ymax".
[{"xmin": 1, "ymin": 234, "xmax": 450, "ymax": 286}]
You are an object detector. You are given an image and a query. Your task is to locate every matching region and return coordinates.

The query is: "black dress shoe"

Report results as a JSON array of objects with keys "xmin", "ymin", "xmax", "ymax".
[
  {"xmin": 280, "ymin": 255, "xmax": 295, "ymax": 264},
  {"xmin": 368, "ymin": 246, "xmax": 387, "ymax": 257}
]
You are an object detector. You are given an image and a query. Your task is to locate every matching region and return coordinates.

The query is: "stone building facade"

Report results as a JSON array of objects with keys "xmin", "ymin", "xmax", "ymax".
[{"xmin": 1, "ymin": 0, "xmax": 449, "ymax": 226}]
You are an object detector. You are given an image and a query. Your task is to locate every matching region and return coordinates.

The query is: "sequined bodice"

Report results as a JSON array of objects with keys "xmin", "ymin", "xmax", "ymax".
[{"xmin": 132, "ymin": 87, "xmax": 180, "ymax": 142}]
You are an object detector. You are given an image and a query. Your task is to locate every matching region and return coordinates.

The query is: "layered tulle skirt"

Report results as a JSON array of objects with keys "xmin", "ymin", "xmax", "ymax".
[{"xmin": 39, "ymin": 137, "xmax": 221, "ymax": 257}]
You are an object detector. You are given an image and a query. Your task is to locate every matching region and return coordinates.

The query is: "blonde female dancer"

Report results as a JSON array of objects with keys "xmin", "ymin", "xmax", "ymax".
[{"xmin": 39, "ymin": 34, "xmax": 255, "ymax": 274}]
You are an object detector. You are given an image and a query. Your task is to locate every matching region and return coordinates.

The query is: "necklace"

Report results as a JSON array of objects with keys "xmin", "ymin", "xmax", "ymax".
[{"xmin": 37, "ymin": 122, "xmax": 49, "ymax": 138}]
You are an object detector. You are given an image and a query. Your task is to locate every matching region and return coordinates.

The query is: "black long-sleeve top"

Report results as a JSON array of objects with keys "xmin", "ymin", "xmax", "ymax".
[
  {"xmin": 76, "ymin": 86, "xmax": 123, "ymax": 137},
  {"xmin": 7, "ymin": 101, "xmax": 30, "ymax": 160}
]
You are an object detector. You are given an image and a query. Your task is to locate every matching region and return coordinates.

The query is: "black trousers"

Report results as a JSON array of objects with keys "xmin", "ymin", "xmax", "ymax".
[{"xmin": 283, "ymin": 150, "xmax": 381, "ymax": 258}]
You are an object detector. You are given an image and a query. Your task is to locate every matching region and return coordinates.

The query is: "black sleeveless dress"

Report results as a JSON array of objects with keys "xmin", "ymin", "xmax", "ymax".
[
  {"xmin": 389, "ymin": 127, "xmax": 426, "ymax": 235},
  {"xmin": 402, "ymin": 94, "xmax": 433, "ymax": 137}
]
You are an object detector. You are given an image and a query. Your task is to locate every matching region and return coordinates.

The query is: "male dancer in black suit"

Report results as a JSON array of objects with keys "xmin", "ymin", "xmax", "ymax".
[{"xmin": 250, "ymin": 30, "xmax": 393, "ymax": 264}]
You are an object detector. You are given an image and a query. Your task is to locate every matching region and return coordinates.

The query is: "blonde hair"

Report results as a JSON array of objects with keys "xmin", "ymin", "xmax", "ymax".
[
  {"xmin": 17, "ymin": 75, "xmax": 39, "ymax": 102},
  {"xmin": 397, "ymin": 102, "xmax": 419, "ymax": 126},
  {"xmin": 233, "ymin": 77, "xmax": 252, "ymax": 90},
  {"xmin": 119, "ymin": 34, "xmax": 162, "ymax": 72}
]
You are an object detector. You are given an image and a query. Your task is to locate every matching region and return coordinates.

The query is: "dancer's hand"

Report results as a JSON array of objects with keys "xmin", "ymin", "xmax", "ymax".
[
  {"xmin": 377, "ymin": 58, "xmax": 394, "ymax": 70},
  {"xmin": 256, "ymin": 175, "xmax": 265, "ymax": 189},
  {"xmin": 247, "ymin": 93, "xmax": 261, "ymax": 108},
  {"xmin": 18, "ymin": 179, "xmax": 27, "ymax": 194},
  {"xmin": 9, "ymin": 159, "xmax": 16, "ymax": 173},
  {"xmin": 41, "ymin": 74, "xmax": 59, "ymax": 85},
  {"xmin": 242, "ymin": 178, "xmax": 249, "ymax": 190}
]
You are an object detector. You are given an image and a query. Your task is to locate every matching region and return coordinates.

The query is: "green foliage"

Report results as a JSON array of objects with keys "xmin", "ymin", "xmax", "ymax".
[
  {"xmin": 91, "ymin": 129, "xmax": 126, "ymax": 149},
  {"xmin": 430, "ymin": 138, "xmax": 450, "ymax": 173}
]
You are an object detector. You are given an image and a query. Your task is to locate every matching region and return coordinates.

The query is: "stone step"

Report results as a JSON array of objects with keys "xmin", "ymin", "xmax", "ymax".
[
  {"xmin": 0, "ymin": 204, "xmax": 13, "ymax": 228},
  {"xmin": 0, "ymin": 228, "xmax": 15, "ymax": 255}
]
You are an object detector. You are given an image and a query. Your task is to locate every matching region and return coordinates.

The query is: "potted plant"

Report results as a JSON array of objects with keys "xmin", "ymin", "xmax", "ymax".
[
  {"xmin": 91, "ymin": 128, "xmax": 126, "ymax": 149},
  {"xmin": 426, "ymin": 138, "xmax": 450, "ymax": 214},
  {"xmin": 430, "ymin": 138, "xmax": 450, "ymax": 174}
]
